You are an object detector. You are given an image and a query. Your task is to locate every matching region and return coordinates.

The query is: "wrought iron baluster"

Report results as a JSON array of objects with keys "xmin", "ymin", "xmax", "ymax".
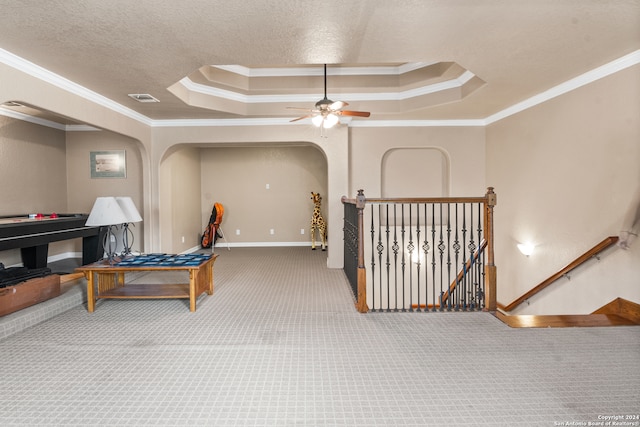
[
  {"xmin": 415, "ymin": 203, "xmax": 421, "ymax": 312},
  {"xmin": 431, "ymin": 203, "xmax": 436, "ymax": 312},
  {"xmin": 461, "ymin": 203, "xmax": 468, "ymax": 310},
  {"xmin": 392, "ymin": 204, "xmax": 399, "ymax": 312},
  {"xmin": 446, "ymin": 203, "xmax": 452, "ymax": 311},
  {"xmin": 453, "ymin": 203, "xmax": 461, "ymax": 310},
  {"xmin": 370, "ymin": 204, "xmax": 376, "ymax": 311},
  {"xmin": 477, "ymin": 202, "xmax": 484, "ymax": 310},
  {"xmin": 438, "ymin": 203, "xmax": 445, "ymax": 311},
  {"xmin": 400, "ymin": 203, "xmax": 406, "ymax": 311},
  {"xmin": 376, "ymin": 204, "xmax": 384, "ymax": 312},
  {"xmin": 385, "ymin": 204, "xmax": 391, "ymax": 312},
  {"xmin": 422, "ymin": 203, "xmax": 430, "ymax": 312},
  {"xmin": 468, "ymin": 203, "xmax": 477, "ymax": 311},
  {"xmin": 407, "ymin": 204, "xmax": 414, "ymax": 311}
]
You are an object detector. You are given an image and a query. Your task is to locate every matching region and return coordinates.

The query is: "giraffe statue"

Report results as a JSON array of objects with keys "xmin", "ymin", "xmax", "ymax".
[{"xmin": 310, "ymin": 192, "xmax": 327, "ymax": 251}]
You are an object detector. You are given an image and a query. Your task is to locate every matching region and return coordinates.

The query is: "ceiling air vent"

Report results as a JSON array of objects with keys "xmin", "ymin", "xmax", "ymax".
[{"xmin": 128, "ymin": 93, "xmax": 159, "ymax": 103}]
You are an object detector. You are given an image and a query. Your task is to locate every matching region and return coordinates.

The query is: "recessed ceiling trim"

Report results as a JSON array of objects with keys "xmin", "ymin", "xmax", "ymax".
[
  {"xmin": 214, "ymin": 62, "xmax": 440, "ymax": 77},
  {"xmin": 178, "ymin": 71, "xmax": 477, "ymax": 104}
]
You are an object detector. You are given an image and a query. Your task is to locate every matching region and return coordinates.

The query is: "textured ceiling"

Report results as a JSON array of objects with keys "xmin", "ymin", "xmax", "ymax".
[{"xmin": 0, "ymin": 0, "xmax": 639, "ymax": 125}]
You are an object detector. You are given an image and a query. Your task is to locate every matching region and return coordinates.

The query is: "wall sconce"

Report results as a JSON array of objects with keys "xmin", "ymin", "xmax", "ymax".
[{"xmin": 517, "ymin": 242, "xmax": 535, "ymax": 257}]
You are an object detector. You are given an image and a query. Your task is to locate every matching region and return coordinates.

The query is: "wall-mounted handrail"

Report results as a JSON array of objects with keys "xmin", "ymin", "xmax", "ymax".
[{"xmin": 500, "ymin": 236, "xmax": 619, "ymax": 312}]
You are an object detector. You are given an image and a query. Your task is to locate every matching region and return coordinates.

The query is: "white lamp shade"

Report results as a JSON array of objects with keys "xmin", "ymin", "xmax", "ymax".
[
  {"xmin": 116, "ymin": 197, "xmax": 142, "ymax": 223},
  {"xmin": 85, "ymin": 197, "xmax": 129, "ymax": 226}
]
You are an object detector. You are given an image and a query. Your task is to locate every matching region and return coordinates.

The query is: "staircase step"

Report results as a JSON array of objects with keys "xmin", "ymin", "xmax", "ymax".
[{"xmin": 493, "ymin": 311, "xmax": 639, "ymax": 328}]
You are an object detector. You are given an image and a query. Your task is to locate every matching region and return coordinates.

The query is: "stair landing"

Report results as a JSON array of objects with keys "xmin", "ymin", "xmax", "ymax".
[{"xmin": 494, "ymin": 311, "xmax": 639, "ymax": 328}]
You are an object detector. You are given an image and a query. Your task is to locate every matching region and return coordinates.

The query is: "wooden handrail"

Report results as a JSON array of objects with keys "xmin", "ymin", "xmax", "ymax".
[
  {"xmin": 500, "ymin": 236, "xmax": 619, "ymax": 312},
  {"xmin": 441, "ymin": 239, "xmax": 487, "ymax": 306}
]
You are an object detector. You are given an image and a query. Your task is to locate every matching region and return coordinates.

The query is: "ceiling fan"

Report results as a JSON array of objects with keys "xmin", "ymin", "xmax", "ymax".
[{"xmin": 288, "ymin": 64, "xmax": 370, "ymax": 129}]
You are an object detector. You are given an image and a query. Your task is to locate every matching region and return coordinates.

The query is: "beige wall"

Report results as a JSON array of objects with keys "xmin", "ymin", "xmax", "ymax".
[
  {"xmin": 199, "ymin": 145, "xmax": 328, "ymax": 246},
  {"xmin": 152, "ymin": 125, "xmax": 348, "ymax": 267},
  {"xmin": 66, "ymin": 130, "xmax": 145, "ymax": 254},
  {"xmin": 0, "ymin": 62, "xmax": 154, "ymax": 254},
  {"xmin": 486, "ymin": 64, "xmax": 640, "ymax": 314},
  {"xmin": 159, "ymin": 146, "xmax": 201, "ymax": 253},
  {"xmin": 0, "ymin": 117, "xmax": 67, "ymax": 214},
  {"xmin": 0, "ymin": 124, "xmax": 145, "ymax": 265},
  {"xmin": 349, "ymin": 127, "xmax": 486, "ymax": 198},
  {"xmin": 0, "ymin": 117, "xmax": 68, "ymax": 265}
]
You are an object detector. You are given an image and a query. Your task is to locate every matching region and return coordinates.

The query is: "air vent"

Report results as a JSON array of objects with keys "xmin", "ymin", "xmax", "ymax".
[{"xmin": 128, "ymin": 93, "xmax": 160, "ymax": 103}]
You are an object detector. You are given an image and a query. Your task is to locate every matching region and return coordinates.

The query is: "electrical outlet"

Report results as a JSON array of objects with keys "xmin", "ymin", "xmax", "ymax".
[
  {"xmin": 236, "ymin": 229, "xmax": 240, "ymax": 235},
  {"xmin": 181, "ymin": 236, "xmax": 185, "ymax": 243},
  {"xmin": 270, "ymin": 229, "xmax": 275, "ymax": 235},
  {"xmin": 266, "ymin": 183, "xmax": 270, "ymax": 190},
  {"xmin": 300, "ymin": 228, "xmax": 305, "ymax": 235}
]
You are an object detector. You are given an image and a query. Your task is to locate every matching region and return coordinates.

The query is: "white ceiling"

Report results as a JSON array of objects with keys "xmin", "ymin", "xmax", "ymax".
[{"xmin": 0, "ymin": 0, "xmax": 639, "ymax": 125}]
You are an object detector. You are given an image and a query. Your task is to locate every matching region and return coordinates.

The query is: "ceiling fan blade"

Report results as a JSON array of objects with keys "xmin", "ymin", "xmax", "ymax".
[
  {"xmin": 290, "ymin": 114, "xmax": 314, "ymax": 122},
  {"xmin": 330, "ymin": 100, "xmax": 347, "ymax": 110},
  {"xmin": 338, "ymin": 110, "xmax": 371, "ymax": 118}
]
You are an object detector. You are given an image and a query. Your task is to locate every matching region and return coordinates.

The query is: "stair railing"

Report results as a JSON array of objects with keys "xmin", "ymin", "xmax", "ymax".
[{"xmin": 342, "ymin": 187, "xmax": 497, "ymax": 313}]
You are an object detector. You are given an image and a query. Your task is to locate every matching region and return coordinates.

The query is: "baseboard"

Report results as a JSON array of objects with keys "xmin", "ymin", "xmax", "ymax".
[{"xmin": 213, "ymin": 242, "xmax": 314, "ymax": 248}]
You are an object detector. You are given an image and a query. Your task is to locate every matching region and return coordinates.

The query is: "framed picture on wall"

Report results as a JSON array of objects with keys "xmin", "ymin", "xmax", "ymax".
[{"xmin": 90, "ymin": 150, "xmax": 126, "ymax": 178}]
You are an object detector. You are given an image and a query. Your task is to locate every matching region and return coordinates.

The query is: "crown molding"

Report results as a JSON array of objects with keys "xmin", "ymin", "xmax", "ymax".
[
  {"xmin": 0, "ymin": 48, "xmax": 152, "ymax": 126},
  {"xmin": 349, "ymin": 119, "xmax": 484, "ymax": 128},
  {"xmin": 0, "ymin": 106, "xmax": 66, "ymax": 130},
  {"xmin": 485, "ymin": 49, "xmax": 640, "ymax": 125},
  {"xmin": 152, "ymin": 117, "xmax": 295, "ymax": 127},
  {"xmin": 2, "ymin": 48, "xmax": 638, "ymax": 131}
]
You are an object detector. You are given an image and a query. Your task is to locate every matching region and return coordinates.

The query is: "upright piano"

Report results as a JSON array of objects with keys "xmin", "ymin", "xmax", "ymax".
[{"xmin": 0, "ymin": 214, "xmax": 105, "ymax": 268}]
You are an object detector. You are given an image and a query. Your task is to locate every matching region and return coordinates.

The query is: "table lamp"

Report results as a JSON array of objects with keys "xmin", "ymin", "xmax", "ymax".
[
  {"xmin": 85, "ymin": 197, "xmax": 129, "ymax": 264},
  {"xmin": 115, "ymin": 196, "xmax": 142, "ymax": 256}
]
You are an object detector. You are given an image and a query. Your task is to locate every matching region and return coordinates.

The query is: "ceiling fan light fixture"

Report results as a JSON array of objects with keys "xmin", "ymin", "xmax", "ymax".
[
  {"xmin": 288, "ymin": 64, "xmax": 370, "ymax": 130},
  {"xmin": 323, "ymin": 113, "xmax": 339, "ymax": 128},
  {"xmin": 312, "ymin": 114, "xmax": 324, "ymax": 127}
]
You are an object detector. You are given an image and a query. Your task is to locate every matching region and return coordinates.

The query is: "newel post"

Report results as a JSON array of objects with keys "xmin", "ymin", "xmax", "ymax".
[
  {"xmin": 355, "ymin": 189, "xmax": 369, "ymax": 313},
  {"xmin": 484, "ymin": 187, "xmax": 497, "ymax": 311}
]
